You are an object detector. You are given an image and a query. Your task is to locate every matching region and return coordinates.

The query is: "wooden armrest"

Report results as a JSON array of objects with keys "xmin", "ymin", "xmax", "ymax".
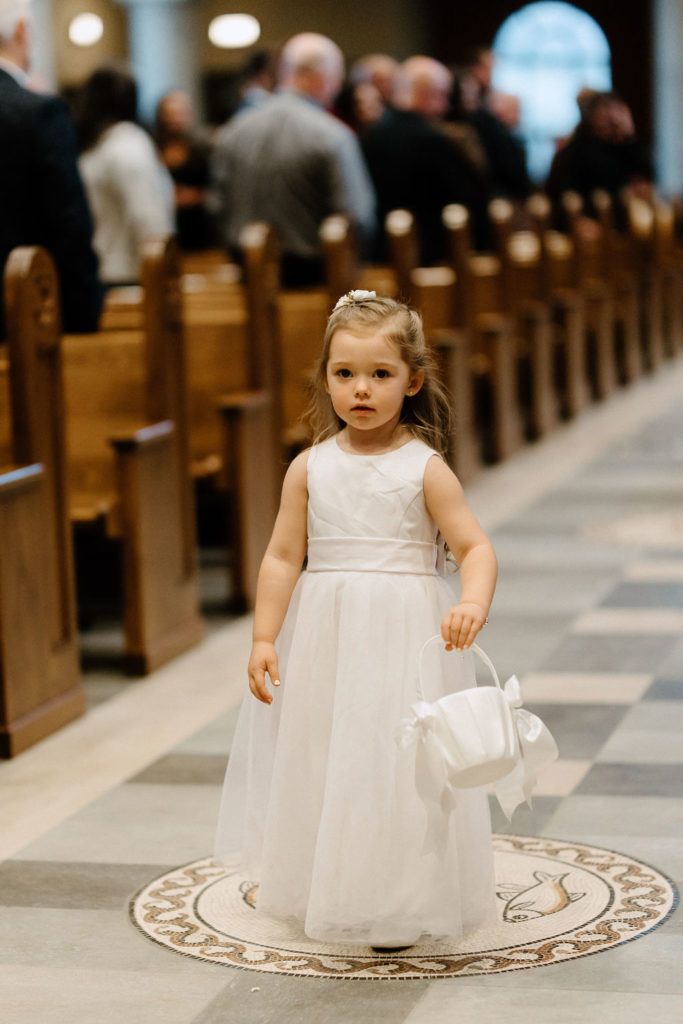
[
  {"xmin": 109, "ymin": 420, "xmax": 174, "ymax": 452},
  {"xmin": 428, "ymin": 327, "xmax": 468, "ymax": 350},
  {"xmin": 0, "ymin": 462, "xmax": 43, "ymax": 494},
  {"xmin": 217, "ymin": 389, "xmax": 271, "ymax": 413},
  {"xmin": 474, "ymin": 311, "xmax": 509, "ymax": 332}
]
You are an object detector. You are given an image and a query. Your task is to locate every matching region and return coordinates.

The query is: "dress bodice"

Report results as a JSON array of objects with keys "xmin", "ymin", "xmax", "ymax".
[{"xmin": 306, "ymin": 436, "xmax": 443, "ymax": 575}]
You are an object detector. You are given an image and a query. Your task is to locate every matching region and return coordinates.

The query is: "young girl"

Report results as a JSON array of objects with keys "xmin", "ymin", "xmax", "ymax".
[{"xmin": 215, "ymin": 292, "xmax": 498, "ymax": 948}]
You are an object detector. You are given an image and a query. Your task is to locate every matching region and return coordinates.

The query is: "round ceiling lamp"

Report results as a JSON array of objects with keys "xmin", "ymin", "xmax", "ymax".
[
  {"xmin": 208, "ymin": 14, "xmax": 261, "ymax": 49},
  {"xmin": 68, "ymin": 12, "xmax": 104, "ymax": 47}
]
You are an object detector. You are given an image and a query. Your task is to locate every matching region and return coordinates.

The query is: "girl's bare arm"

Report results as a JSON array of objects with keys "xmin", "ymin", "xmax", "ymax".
[
  {"xmin": 249, "ymin": 450, "xmax": 309, "ymax": 703},
  {"xmin": 423, "ymin": 455, "xmax": 498, "ymax": 650}
]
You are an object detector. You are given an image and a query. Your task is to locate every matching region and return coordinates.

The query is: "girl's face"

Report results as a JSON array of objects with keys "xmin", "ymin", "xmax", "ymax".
[{"xmin": 325, "ymin": 328, "xmax": 423, "ymax": 438}]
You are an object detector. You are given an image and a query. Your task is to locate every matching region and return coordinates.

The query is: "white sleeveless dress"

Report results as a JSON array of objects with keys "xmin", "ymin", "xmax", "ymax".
[{"xmin": 215, "ymin": 436, "xmax": 496, "ymax": 946}]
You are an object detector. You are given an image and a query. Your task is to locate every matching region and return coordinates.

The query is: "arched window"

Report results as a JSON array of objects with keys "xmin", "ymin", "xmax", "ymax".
[{"xmin": 492, "ymin": 1, "xmax": 612, "ymax": 181}]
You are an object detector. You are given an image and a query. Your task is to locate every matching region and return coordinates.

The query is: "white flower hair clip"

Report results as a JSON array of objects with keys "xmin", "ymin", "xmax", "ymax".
[{"xmin": 333, "ymin": 289, "xmax": 377, "ymax": 310}]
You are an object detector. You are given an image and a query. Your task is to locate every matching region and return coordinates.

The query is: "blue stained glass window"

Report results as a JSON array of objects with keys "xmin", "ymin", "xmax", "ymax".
[{"xmin": 492, "ymin": 2, "xmax": 612, "ymax": 181}]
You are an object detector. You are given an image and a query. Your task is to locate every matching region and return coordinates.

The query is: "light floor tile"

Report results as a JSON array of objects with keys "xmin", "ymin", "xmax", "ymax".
[
  {"xmin": 596, "ymin": 728, "xmax": 683, "ymax": 764},
  {"xmin": 0, "ymin": 616, "xmax": 252, "ymax": 862},
  {"xmin": 173, "ymin": 707, "xmax": 241, "ymax": 756},
  {"xmin": 0, "ymin": 965, "xmax": 226, "ymax": 1024},
  {"xmin": 608, "ymin": 699, "xmax": 683, "ymax": 732},
  {"xmin": 544, "ymin": 794, "xmax": 683, "ymax": 838},
  {"xmin": 195, "ymin": 969, "xmax": 428, "ymax": 1024},
  {"xmin": 626, "ymin": 560, "xmax": 683, "ymax": 581},
  {"xmin": 0, "ymin": 860, "xmax": 170, "ymax": 910},
  {"xmin": 576, "ymin": 762, "xmax": 683, "ymax": 796},
  {"xmin": 520, "ymin": 671, "xmax": 653, "ymax": 704},
  {"xmin": 531, "ymin": 759, "xmax": 592, "ymax": 796},
  {"xmin": 0, "ymin": 907, "xmax": 219, "ymax": 976},
  {"xmin": 17, "ymin": 784, "xmax": 219, "ymax": 865},
  {"xmin": 582, "ymin": 511, "xmax": 683, "ymax": 550},
  {"xmin": 571, "ymin": 608, "xmax": 683, "ymax": 634},
  {"xmin": 403, "ymin": 985, "xmax": 683, "ymax": 1024}
]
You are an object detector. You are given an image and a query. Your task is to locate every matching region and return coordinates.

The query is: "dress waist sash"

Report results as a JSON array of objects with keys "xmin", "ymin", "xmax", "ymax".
[{"xmin": 307, "ymin": 537, "xmax": 439, "ymax": 575}]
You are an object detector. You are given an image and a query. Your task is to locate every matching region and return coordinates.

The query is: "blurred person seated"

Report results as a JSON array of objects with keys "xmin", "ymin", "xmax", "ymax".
[
  {"xmin": 234, "ymin": 49, "xmax": 277, "ymax": 115},
  {"xmin": 155, "ymin": 89, "xmax": 215, "ymax": 251},
  {"xmin": 546, "ymin": 89, "xmax": 653, "ymax": 227},
  {"xmin": 335, "ymin": 53, "xmax": 399, "ymax": 134},
  {"xmin": 211, "ymin": 32, "xmax": 376, "ymax": 288},
  {"xmin": 458, "ymin": 46, "xmax": 531, "ymax": 201},
  {"xmin": 0, "ymin": 0, "xmax": 101, "ymax": 334},
  {"xmin": 361, "ymin": 55, "xmax": 490, "ymax": 263},
  {"xmin": 351, "ymin": 53, "xmax": 398, "ymax": 109},
  {"xmin": 76, "ymin": 64, "xmax": 174, "ymax": 286}
]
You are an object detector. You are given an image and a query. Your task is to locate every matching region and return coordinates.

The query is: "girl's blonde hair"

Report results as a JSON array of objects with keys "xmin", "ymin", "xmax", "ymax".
[{"xmin": 303, "ymin": 295, "xmax": 453, "ymax": 456}]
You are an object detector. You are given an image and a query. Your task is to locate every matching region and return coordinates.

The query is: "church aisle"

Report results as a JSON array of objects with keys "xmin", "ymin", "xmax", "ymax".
[{"xmin": 1, "ymin": 360, "xmax": 682, "ymax": 1023}]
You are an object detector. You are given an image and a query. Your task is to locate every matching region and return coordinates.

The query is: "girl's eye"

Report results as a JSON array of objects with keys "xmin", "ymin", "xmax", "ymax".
[
  {"xmin": 374, "ymin": 369, "xmax": 390, "ymax": 379},
  {"xmin": 336, "ymin": 368, "xmax": 352, "ymax": 378}
]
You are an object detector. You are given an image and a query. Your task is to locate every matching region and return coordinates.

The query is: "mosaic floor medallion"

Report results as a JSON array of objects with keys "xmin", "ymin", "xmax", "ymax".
[{"xmin": 130, "ymin": 834, "xmax": 678, "ymax": 979}]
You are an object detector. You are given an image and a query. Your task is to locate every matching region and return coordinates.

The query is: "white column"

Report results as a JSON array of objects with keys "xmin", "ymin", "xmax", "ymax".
[
  {"xmin": 653, "ymin": 0, "xmax": 683, "ymax": 195},
  {"xmin": 30, "ymin": 0, "xmax": 56, "ymax": 88},
  {"xmin": 118, "ymin": 0, "xmax": 198, "ymax": 122}
]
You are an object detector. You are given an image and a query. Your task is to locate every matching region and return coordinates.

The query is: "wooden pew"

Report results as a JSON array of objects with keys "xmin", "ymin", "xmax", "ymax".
[
  {"xmin": 442, "ymin": 204, "xmax": 525, "ymax": 462},
  {"xmin": 487, "ymin": 198, "xmax": 560, "ymax": 438},
  {"xmin": 624, "ymin": 194, "xmax": 671, "ymax": 370},
  {"xmin": 103, "ymin": 231, "xmax": 281, "ymax": 611},
  {"xmin": 63, "ymin": 238, "xmax": 205, "ymax": 674},
  {"xmin": 559, "ymin": 190, "xmax": 620, "ymax": 399},
  {"xmin": 590, "ymin": 189, "xmax": 646, "ymax": 384},
  {"xmin": 525, "ymin": 194, "xmax": 590, "ymax": 418},
  {"xmin": 0, "ymin": 247, "xmax": 84, "ymax": 756},
  {"xmin": 652, "ymin": 198, "xmax": 683, "ymax": 356}
]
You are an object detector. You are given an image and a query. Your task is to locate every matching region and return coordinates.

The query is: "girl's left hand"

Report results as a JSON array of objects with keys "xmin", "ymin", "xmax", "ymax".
[{"xmin": 441, "ymin": 602, "xmax": 488, "ymax": 651}]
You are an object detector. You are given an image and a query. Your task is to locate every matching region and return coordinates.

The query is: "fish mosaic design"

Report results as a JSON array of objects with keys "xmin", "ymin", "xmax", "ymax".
[
  {"xmin": 240, "ymin": 881, "xmax": 259, "ymax": 909},
  {"xmin": 497, "ymin": 871, "xmax": 585, "ymax": 922}
]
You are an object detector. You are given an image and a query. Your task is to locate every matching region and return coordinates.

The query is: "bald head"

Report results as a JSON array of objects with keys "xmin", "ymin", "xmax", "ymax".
[
  {"xmin": 0, "ymin": 0, "xmax": 31, "ymax": 70},
  {"xmin": 279, "ymin": 32, "xmax": 344, "ymax": 108},
  {"xmin": 351, "ymin": 53, "xmax": 399, "ymax": 105},
  {"xmin": 396, "ymin": 56, "xmax": 452, "ymax": 119}
]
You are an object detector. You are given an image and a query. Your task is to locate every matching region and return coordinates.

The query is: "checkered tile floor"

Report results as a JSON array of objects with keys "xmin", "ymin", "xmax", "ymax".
[{"xmin": 1, "ymin": 366, "xmax": 682, "ymax": 1023}]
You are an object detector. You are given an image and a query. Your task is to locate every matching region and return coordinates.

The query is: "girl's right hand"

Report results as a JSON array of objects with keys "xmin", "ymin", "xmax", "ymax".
[{"xmin": 248, "ymin": 641, "xmax": 281, "ymax": 705}]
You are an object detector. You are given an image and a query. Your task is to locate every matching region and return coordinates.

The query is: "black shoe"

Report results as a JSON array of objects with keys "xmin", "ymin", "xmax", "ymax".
[{"xmin": 370, "ymin": 945, "xmax": 412, "ymax": 953}]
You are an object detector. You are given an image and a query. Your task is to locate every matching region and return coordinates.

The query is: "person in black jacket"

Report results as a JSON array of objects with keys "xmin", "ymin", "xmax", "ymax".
[
  {"xmin": 0, "ymin": 0, "xmax": 102, "ymax": 336},
  {"xmin": 546, "ymin": 91, "xmax": 653, "ymax": 227},
  {"xmin": 361, "ymin": 56, "xmax": 490, "ymax": 264}
]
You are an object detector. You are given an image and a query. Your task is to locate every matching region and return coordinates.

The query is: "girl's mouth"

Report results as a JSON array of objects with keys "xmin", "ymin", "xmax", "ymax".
[{"xmin": 352, "ymin": 405, "xmax": 374, "ymax": 411}]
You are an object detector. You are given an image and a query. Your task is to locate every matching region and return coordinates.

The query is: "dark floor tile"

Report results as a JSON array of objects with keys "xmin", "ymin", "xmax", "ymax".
[
  {"xmin": 488, "ymin": 795, "xmax": 561, "ymax": 835},
  {"xmin": 522, "ymin": 703, "xmax": 628, "ymax": 760},
  {"xmin": 601, "ymin": 581, "xmax": 683, "ymax": 608},
  {"xmin": 656, "ymin": 638, "xmax": 683, "ymax": 678},
  {"xmin": 129, "ymin": 753, "xmax": 228, "ymax": 785},
  {"xmin": 576, "ymin": 763, "xmax": 683, "ymax": 797},
  {"xmin": 193, "ymin": 969, "xmax": 429, "ymax": 1024},
  {"xmin": 646, "ymin": 678, "xmax": 683, "ymax": 700},
  {"xmin": 541, "ymin": 635, "xmax": 668, "ymax": 673},
  {"xmin": 0, "ymin": 861, "xmax": 170, "ymax": 910}
]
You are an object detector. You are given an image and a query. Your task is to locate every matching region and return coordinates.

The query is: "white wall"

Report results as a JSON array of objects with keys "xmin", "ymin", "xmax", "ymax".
[{"xmin": 653, "ymin": 0, "xmax": 683, "ymax": 194}]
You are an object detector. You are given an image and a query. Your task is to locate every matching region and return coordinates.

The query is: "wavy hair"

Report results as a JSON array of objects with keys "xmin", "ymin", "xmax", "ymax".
[{"xmin": 303, "ymin": 295, "xmax": 453, "ymax": 456}]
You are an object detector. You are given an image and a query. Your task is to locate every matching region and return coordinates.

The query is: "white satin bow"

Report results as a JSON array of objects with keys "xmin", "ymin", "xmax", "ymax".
[
  {"xmin": 396, "ymin": 675, "xmax": 558, "ymax": 853},
  {"xmin": 491, "ymin": 675, "xmax": 559, "ymax": 821}
]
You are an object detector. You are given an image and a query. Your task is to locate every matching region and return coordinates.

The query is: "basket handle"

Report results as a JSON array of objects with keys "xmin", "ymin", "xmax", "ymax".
[{"xmin": 417, "ymin": 635, "xmax": 502, "ymax": 701}]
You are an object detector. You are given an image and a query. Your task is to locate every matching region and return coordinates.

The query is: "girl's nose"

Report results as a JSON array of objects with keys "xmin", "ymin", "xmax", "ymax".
[{"xmin": 355, "ymin": 377, "xmax": 370, "ymax": 396}]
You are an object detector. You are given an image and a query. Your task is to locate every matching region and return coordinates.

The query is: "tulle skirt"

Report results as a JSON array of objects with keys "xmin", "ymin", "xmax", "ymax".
[{"xmin": 215, "ymin": 568, "xmax": 496, "ymax": 946}]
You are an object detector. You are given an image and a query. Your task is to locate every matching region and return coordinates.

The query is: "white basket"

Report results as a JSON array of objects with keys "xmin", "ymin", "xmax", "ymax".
[{"xmin": 415, "ymin": 636, "xmax": 518, "ymax": 788}]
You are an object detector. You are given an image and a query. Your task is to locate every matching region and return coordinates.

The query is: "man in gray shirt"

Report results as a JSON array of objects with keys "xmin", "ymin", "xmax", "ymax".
[{"xmin": 212, "ymin": 32, "xmax": 376, "ymax": 287}]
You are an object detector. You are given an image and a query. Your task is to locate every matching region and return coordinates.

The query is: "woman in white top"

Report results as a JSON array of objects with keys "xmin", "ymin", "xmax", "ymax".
[{"xmin": 76, "ymin": 65, "xmax": 174, "ymax": 285}]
